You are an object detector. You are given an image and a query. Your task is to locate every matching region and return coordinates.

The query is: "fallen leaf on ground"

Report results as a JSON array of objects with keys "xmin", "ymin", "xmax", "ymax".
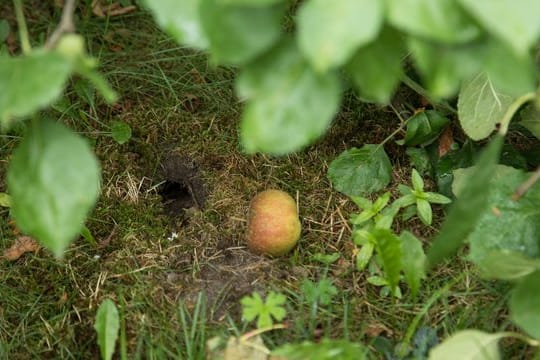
[
  {"xmin": 92, "ymin": 0, "xmax": 137, "ymax": 17},
  {"xmin": 438, "ymin": 126, "xmax": 454, "ymax": 157},
  {"xmin": 3, "ymin": 236, "xmax": 40, "ymax": 260}
]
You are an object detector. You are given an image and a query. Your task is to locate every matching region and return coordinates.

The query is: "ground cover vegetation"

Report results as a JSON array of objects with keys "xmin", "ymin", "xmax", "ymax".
[{"xmin": 1, "ymin": 0, "xmax": 540, "ymax": 359}]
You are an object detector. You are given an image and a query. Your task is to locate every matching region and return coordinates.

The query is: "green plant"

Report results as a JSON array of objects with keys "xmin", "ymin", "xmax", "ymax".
[
  {"xmin": 350, "ymin": 170, "xmax": 450, "ymax": 298},
  {"xmin": 240, "ymin": 291, "xmax": 287, "ymax": 329},
  {"xmin": 94, "ymin": 299, "xmax": 120, "ymax": 360}
]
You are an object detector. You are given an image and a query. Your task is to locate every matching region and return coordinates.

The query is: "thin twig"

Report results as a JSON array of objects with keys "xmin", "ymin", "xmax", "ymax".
[
  {"xmin": 13, "ymin": 0, "xmax": 31, "ymax": 54},
  {"xmin": 45, "ymin": 0, "xmax": 77, "ymax": 49},
  {"xmin": 512, "ymin": 166, "xmax": 540, "ymax": 201}
]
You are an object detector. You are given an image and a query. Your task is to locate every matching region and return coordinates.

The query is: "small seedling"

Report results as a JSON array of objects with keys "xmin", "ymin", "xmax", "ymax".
[{"xmin": 240, "ymin": 291, "xmax": 287, "ymax": 329}]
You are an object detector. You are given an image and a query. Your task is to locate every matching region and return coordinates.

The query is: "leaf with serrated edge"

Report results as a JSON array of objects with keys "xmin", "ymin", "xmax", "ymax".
[
  {"xmin": 7, "ymin": 120, "xmax": 100, "ymax": 258},
  {"xmin": 327, "ymin": 144, "xmax": 392, "ymax": 197},
  {"xmin": 458, "ymin": 73, "xmax": 516, "ymax": 140},
  {"xmin": 94, "ymin": 299, "xmax": 120, "ymax": 360},
  {"xmin": 428, "ymin": 330, "xmax": 503, "ymax": 360},
  {"xmin": 297, "ymin": 0, "xmax": 383, "ymax": 72}
]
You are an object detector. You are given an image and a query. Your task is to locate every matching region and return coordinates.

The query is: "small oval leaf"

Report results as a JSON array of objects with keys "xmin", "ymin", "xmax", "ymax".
[{"xmin": 94, "ymin": 299, "xmax": 120, "ymax": 360}]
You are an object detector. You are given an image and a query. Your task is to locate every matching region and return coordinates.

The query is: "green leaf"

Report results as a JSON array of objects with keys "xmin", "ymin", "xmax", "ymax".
[
  {"xmin": 238, "ymin": 39, "xmax": 341, "ymax": 154},
  {"xmin": 142, "ymin": 0, "xmax": 209, "ymax": 49},
  {"xmin": 458, "ymin": 73, "xmax": 516, "ymax": 140},
  {"xmin": 406, "ymin": 148, "xmax": 431, "ymax": 176},
  {"xmin": 297, "ymin": 0, "xmax": 383, "ymax": 72},
  {"xmin": 366, "ymin": 276, "xmax": 388, "ymax": 287},
  {"xmin": 482, "ymin": 40, "xmax": 536, "ymax": 96},
  {"xmin": 7, "ymin": 120, "xmax": 100, "ymax": 258},
  {"xmin": 458, "ymin": 165, "xmax": 540, "ymax": 266},
  {"xmin": 416, "ymin": 198, "xmax": 432, "ymax": 225},
  {"xmin": 273, "ymin": 339, "xmax": 367, "ymax": 360},
  {"xmin": 411, "ymin": 169, "xmax": 424, "ymax": 191},
  {"xmin": 356, "ymin": 242, "xmax": 374, "ymax": 271},
  {"xmin": 240, "ymin": 291, "xmax": 287, "ymax": 329},
  {"xmin": 301, "ymin": 279, "xmax": 338, "ymax": 306},
  {"xmin": 458, "ymin": 0, "xmax": 540, "ymax": 56},
  {"xmin": 427, "ymin": 135, "xmax": 503, "ymax": 267},
  {"xmin": 479, "ymin": 250, "xmax": 540, "ymax": 281},
  {"xmin": 199, "ymin": 0, "xmax": 284, "ymax": 64},
  {"xmin": 80, "ymin": 225, "xmax": 97, "ymax": 247},
  {"xmin": 94, "ymin": 299, "xmax": 120, "ymax": 360},
  {"xmin": 428, "ymin": 330, "xmax": 503, "ymax": 360},
  {"xmin": 408, "ymin": 38, "xmax": 482, "ymax": 98},
  {"xmin": 424, "ymin": 192, "xmax": 452, "ymax": 205},
  {"xmin": 327, "ymin": 144, "xmax": 392, "ymax": 197},
  {"xmin": 400, "ymin": 231, "xmax": 426, "ymax": 298},
  {"xmin": 313, "ymin": 252, "xmax": 340, "ymax": 265},
  {"xmin": 0, "ymin": 52, "xmax": 72, "ymax": 125},
  {"xmin": 373, "ymin": 228, "xmax": 402, "ymax": 292},
  {"xmin": 110, "ymin": 121, "xmax": 132, "ymax": 145},
  {"xmin": 398, "ymin": 110, "xmax": 450, "ymax": 146},
  {"xmin": 520, "ymin": 104, "xmax": 540, "ymax": 140},
  {"xmin": 0, "ymin": 192, "xmax": 11, "ymax": 207},
  {"xmin": 346, "ymin": 27, "xmax": 404, "ymax": 103},
  {"xmin": 386, "ymin": 0, "xmax": 480, "ymax": 44},
  {"xmin": 510, "ymin": 271, "xmax": 540, "ymax": 339}
]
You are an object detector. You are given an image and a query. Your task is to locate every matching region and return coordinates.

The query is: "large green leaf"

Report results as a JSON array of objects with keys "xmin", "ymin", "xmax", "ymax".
[
  {"xmin": 408, "ymin": 38, "xmax": 482, "ymax": 98},
  {"xmin": 327, "ymin": 144, "xmax": 392, "ymax": 197},
  {"xmin": 427, "ymin": 136, "xmax": 503, "ymax": 267},
  {"xmin": 482, "ymin": 40, "xmax": 536, "ymax": 96},
  {"xmin": 0, "ymin": 51, "xmax": 72, "ymax": 125},
  {"xmin": 346, "ymin": 27, "xmax": 404, "ymax": 104},
  {"xmin": 199, "ymin": 0, "xmax": 284, "ymax": 64},
  {"xmin": 7, "ymin": 120, "xmax": 100, "ymax": 257},
  {"xmin": 237, "ymin": 40, "xmax": 341, "ymax": 154},
  {"xmin": 452, "ymin": 165, "xmax": 540, "ymax": 266},
  {"xmin": 458, "ymin": 0, "xmax": 540, "ymax": 56},
  {"xmin": 297, "ymin": 0, "xmax": 383, "ymax": 72},
  {"xmin": 94, "ymin": 299, "xmax": 120, "ymax": 360},
  {"xmin": 397, "ymin": 110, "xmax": 450, "ymax": 146},
  {"xmin": 142, "ymin": 0, "xmax": 208, "ymax": 49},
  {"xmin": 520, "ymin": 104, "xmax": 540, "ymax": 140},
  {"xmin": 373, "ymin": 228, "xmax": 402, "ymax": 292},
  {"xmin": 479, "ymin": 250, "xmax": 540, "ymax": 281},
  {"xmin": 458, "ymin": 73, "xmax": 516, "ymax": 140},
  {"xmin": 400, "ymin": 231, "xmax": 426, "ymax": 297},
  {"xmin": 428, "ymin": 330, "xmax": 503, "ymax": 360},
  {"xmin": 386, "ymin": 0, "xmax": 480, "ymax": 44},
  {"xmin": 510, "ymin": 271, "xmax": 540, "ymax": 339}
]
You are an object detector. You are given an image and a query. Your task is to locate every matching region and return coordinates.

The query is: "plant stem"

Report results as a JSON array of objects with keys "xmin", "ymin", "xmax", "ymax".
[
  {"xmin": 512, "ymin": 166, "xmax": 540, "ymax": 201},
  {"xmin": 13, "ymin": 0, "xmax": 31, "ymax": 54},
  {"xmin": 401, "ymin": 75, "xmax": 457, "ymax": 114},
  {"xmin": 45, "ymin": 0, "xmax": 77, "ymax": 49},
  {"xmin": 498, "ymin": 92, "xmax": 536, "ymax": 136},
  {"xmin": 403, "ymin": 273, "xmax": 464, "ymax": 345}
]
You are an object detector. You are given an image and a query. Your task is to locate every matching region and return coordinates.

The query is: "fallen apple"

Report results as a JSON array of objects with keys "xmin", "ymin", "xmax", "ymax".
[{"xmin": 246, "ymin": 189, "xmax": 301, "ymax": 257}]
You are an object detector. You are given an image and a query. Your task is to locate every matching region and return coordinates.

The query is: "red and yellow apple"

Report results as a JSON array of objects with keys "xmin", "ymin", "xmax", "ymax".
[{"xmin": 246, "ymin": 189, "xmax": 301, "ymax": 257}]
